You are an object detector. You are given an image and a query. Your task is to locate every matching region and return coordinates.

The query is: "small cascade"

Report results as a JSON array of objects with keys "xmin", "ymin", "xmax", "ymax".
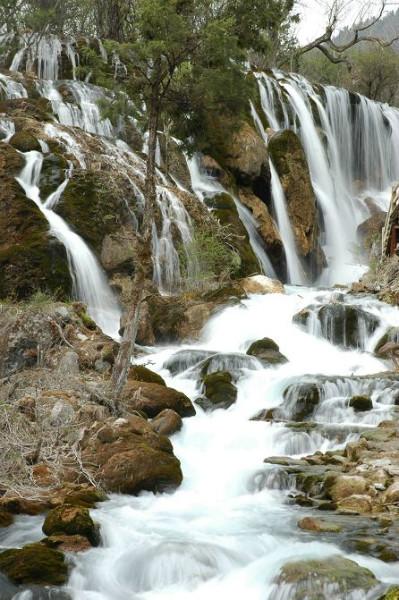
[
  {"xmin": 187, "ymin": 154, "xmax": 277, "ymax": 278},
  {"xmin": 15, "ymin": 151, "xmax": 121, "ymax": 339},
  {"xmin": 0, "ymin": 118, "xmax": 15, "ymax": 142},
  {"xmin": 269, "ymin": 159, "xmax": 306, "ymax": 285},
  {"xmin": 152, "ymin": 187, "xmax": 199, "ymax": 293},
  {"xmin": 38, "ymin": 80, "xmax": 114, "ymax": 137},
  {"xmin": 9, "ymin": 33, "xmax": 77, "ymax": 81},
  {"xmin": 0, "ymin": 72, "xmax": 27, "ymax": 99}
]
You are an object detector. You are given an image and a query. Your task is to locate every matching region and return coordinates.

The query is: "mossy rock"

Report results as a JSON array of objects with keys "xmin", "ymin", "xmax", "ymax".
[
  {"xmin": 282, "ymin": 382, "xmax": 320, "ymax": 421},
  {"xmin": 128, "ymin": 365, "xmax": 166, "ymax": 386},
  {"xmin": 380, "ymin": 587, "xmax": 399, "ymax": 599},
  {"xmin": 246, "ymin": 337, "xmax": 288, "ymax": 365},
  {"xmin": 0, "ymin": 510, "xmax": 14, "ymax": 528},
  {"xmin": 196, "ymin": 371, "xmax": 237, "ymax": 411},
  {"xmin": 40, "ymin": 152, "xmax": 69, "ymax": 199},
  {"xmin": 0, "ymin": 542, "xmax": 68, "ymax": 586},
  {"xmin": 42, "ymin": 504, "xmax": 100, "ymax": 546},
  {"xmin": 275, "ymin": 555, "xmax": 379, "ymax": 599},
  {"xmin": 349, "ymin": 395, "xmax": 372, "ymax": 412},
  {"xmin": 62, "ymin": 488, "xmax": 108, "ymax": 509},
  {"xmin": 9, "ymin": 131, "xmax": 41, "ymax": 153},
  {"xmin": 0, "ymin": 145, "xmax": 72, "ymax": 300},
  {"xmin": 57, "ymin": 170, "xmax": 135, "ymax": 254},
  {"xmin": 205, "ymin": 193, "xmax": 236, "ymax": 211}
]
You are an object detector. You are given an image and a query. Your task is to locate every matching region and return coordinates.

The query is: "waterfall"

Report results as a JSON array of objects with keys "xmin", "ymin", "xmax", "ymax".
[
  {"xmin": 187, "ymin": 154, "xmax": 277, "ymax": 278},
  {"xmin": 15, "ymin": 151, "xmax": 121, "ymax": 339},
  {"xmin": 9, "ymin": 33, "xmax": 78, "ymax": 81},
  {"xmin": 256, "ymin": 71, "xmax": 399, "ymax": 285},
  {"xmin": 269, "ymin": 160, "xmax": 306, "ymax": 285},
  {"xmin": 0, "ymin": 72, "xmax": 28, "ymax": 99}
]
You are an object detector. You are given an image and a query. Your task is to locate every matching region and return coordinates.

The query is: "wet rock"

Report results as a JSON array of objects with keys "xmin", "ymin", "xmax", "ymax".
[
  {"xmin": 349, "ymin": 395, "xmax": 372, "ymax": 412},
  {"xmin": 0, "ymin": 510, "xmax": 14, "ymax": 528},
  {"xmin": 240, "ymin": 275, "xmax": 284, "ymax": 295},
  {"xmin": 128, "ymin": 365, "xmax": 166, "ymax": 386},
  {"xmin": 81, "ymin": 416, "xmax": 183, "ymax": 494},
  {"xmin": 271, "ymin": 556, "xmax": 380, "ymax": 599},
  {"xmin": 329, "ymin": 475, "xmax": 368, "ymax": 502},
  {"xmin": 199, "ymin": 352, "xmax": 260, "ymax": 377},
  {"xmin": 163, "ymin": 349, "xmax": 217, "ymax": 375},
  {"xmin": 100, "ymin": 228, "xmax": 136, "ymax": 273},
  {"xmin": 151, "ymin": 409, "xmax": 182, "ymax": 436},
  {"xmin": 196, "ymin": 371, "xmax": 237, "ymax": 411},
  {"xmin": 42, "ymin": 504, "xmax": 100, "ymax": 546},
  {"xmin": 375, "ymin": 326, "xmax": 399, "ymax": 354},
  {"xmin": 337, "ymin": 494, "xmax": 373, "ymax": 514},
  {"xmin": 43, "ymin": 534, "xmax": 92, "ymax": 553},
  {"xmin": 246, "ymin": 337, "xmax": 288, "ymax": 365},
  {"xmin": 223, "ymin": 121, "xmax": 269, "ymax": 188},
  {"xmin": 281, "ymin": 382, "xmax": 320, "ymax": 421},
  {"xmin": 293, "ymin": 303, "xmax": 380, "ymax": 349},
  {"xmin": 357, "ymin": 211, "xmax": 386, "ymax": 252},
  {"xmin": 0, "ymin": 543, "xmax": 68, "ymax": 586},
  {"xmin": 122, "ymin": 381, "xmax": 196, "ymax": 418},
  {"xmin": 9, "ymin": 131, "xmax": 41, "ymax": 152},
  {"xmin": 298, "ymin": 516, "xmax": 342, "ymax": 533}
]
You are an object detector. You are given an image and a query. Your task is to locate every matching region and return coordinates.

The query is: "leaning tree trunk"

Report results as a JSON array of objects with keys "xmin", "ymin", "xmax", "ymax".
[{"xmin": 110, "ymin": 92, "xmax": 160, "ymax": 405}]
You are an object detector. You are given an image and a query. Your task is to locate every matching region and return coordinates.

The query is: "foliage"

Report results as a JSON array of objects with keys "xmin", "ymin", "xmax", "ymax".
[{"xmin": 178, "ymin": 227, "xmax": 240, "ymax": 291}]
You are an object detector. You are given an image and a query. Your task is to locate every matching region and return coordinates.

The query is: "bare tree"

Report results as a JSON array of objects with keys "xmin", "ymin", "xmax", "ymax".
[{"xmin": 296, "ymin": 0, "xmax": 399, "ymax": 67}]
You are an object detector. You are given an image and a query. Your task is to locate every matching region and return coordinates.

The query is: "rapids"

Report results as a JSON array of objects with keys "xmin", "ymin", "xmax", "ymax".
[{"xmin": 4, "ymin": 287, "xmax": 399, "ymax": 599}]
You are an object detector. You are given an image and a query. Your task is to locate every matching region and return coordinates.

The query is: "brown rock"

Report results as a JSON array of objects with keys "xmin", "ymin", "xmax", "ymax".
[
  {"xmin": 122, "ymin": 381, "xmax": 196, "ymax": 418},
  {"xmin": 42, "ymin": 504, "xmax": 100, "ymax": 546},
  {"xmin": 44, "ymin": 534, "xmax": 92, "ymax": 552},
  {"xmin": 298, "ymin": 516, "xmax": 342, "ymax": 533},
  {"xmin": 240, "ymin": 275, "xmax": 284, "ymax": 295},
  {"xmin": 329, "ymin": 475, "xmax": 368, "ymax": 502},
  {"xmin": 151, "ymin": 409, "xmax": 183, "ymax": 436},
  {"xmin": 337, "ymin": 494, "xmax": 373, "ymax": 514}
]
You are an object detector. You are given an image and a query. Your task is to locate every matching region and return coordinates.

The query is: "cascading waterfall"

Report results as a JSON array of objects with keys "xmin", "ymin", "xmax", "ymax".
[
  {"xmin": 187, "ymin": 154, "xmax": 277, "ymax": 278},
  {"xmin": 15, "ymin": 151, "xmax": 121, "ymax": 339},
  {"xmin": 256, "ymin": 71, "xmax": 399, "ymax": 285},
  {"xmin": 9, "ymin": 33, "xmax": 78, "ymax": 81},
  {"xmin": 269, "ymin": 159, "xmax": 306, "ymax": 285}
]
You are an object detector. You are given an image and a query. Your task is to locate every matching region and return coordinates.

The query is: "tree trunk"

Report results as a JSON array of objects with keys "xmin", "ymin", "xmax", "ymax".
[{"xmin": 110, "ymin": 90, "xmax": 160, "ymax": 405}]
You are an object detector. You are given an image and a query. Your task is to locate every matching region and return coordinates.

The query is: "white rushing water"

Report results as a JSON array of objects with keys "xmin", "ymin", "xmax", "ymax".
[
  {"xmin": 15, "ymin": 151, "xmax": 121, "ymax": 339},
  {"xmin": 20, "ymin": 285, "xmax": 393, "ymax": 599},
  {"xmin": 256, "ymin": 71, "xmax": 399, "ymax": 286}
]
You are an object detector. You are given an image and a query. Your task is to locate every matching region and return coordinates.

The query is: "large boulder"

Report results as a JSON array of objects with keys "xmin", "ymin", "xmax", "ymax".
[
  {"xmin": 246, "ymin": 337, "xmax": 288, "ymax": 365},
  {"xmin": 240, "ymin": 275, "xmax": 284, "ymax": 295},
  {"xmin": 223, "ymin": 121, "xmax": 269, "ymax": 189},
  {"xmin": 81, "ymin": 416, "xmax": 183, "ymax": 494},
  {"xmin": 270, "ymin": 556, "xmax": 380, "ymax": 599},
  {"xmin": 0, "ymin": 144, "xmax": 71, "ymax": 300},
  {"xmin": 0, "ymin": 543, "xmax": 68, "ymax": 586},
  {"xmin": 268, "ymin": 130, "xmax": 324, "ymax": 277},
  {"xmin": 293, "ymin": 303, "xmax": 380, "ymax": 350},
  {"xmin": 151, "ymin": 409, "xmax": 183, "ymax": 436},
  {"xmin": 122, "ymin": 381, "xmax": 196, "ymax": 418},
  {"xmin": 280, "ymin": 381, "xmax": 321, "ymax": 421}
]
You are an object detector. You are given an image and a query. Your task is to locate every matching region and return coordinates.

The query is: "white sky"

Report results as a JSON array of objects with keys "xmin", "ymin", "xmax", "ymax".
[{"xmin": 296, "ymin": 0, "xmax": 399, "ymax": 44}]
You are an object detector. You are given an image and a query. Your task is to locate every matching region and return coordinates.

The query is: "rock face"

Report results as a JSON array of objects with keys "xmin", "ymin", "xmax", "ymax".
[
  {"xmin": 0, "ymin": 144, "xmax": 71, "ymax": 299},
  {"xmin": 246, "ymin": 338, "xmax": 288, "ymax": 365},
  {"xmin": 293, "ymin": 303, "xmax": 380, "ymax": 350},
  {"xmin": 122, "ymin": 381, "xmax": 196, "ymax": 418},
  {"xmin": 223, "ymin": 121, "xmax": 269, "ymax": 190},
  {"xmin": 81, "ymin": 416, "xmax": 183, "ymax": 494},
  {"xmin": 271, "ymin": 556, "xmax": 379, "ymax": 600},
  {"xmin": 268, "ymin": 130, "xmax": 324, "ymax": 278},
  {"xmin": 0, "ymin": 543, "xmax": 68, "ymax": 586}
]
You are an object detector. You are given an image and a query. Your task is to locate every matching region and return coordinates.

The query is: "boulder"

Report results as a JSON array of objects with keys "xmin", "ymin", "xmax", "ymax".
[
  {"xmin": 100, "ymin": 228, "xmax": 136, "ymax": 273},
  {"xmin": 128, "ymin": 365, "xmax": 166, "ymax": 386},
  {"xmin": 246, "ymin": 337, "xmax": 288, "ymax": 365},
  {"xmin": 271, "ymin": 556, "xmax": 379, "ymax": 599},
  {"xmin": 223, "ymin": 121, "xmax": 269, "ymax": 188},
  {"xmin": 196, "ymin": 371, "xmax": 237, "ymax": 411},
  {"xmin": 297, "ymin": 517, "xmax": 341, "ymax": 533},
  {"xmin": 281, "ymin": 382, "xmax": 320, "ymax": 421},
  {"xmin": 337, "ymin": 494, "xmax": 373, "ymax": 514},
  {"xmin": 42, "ymin": 505, "xmax": 100, "ymax": 546},
  {"xmin": 329, "ymin": 475, "xmax": 368, "ymax": 502},
  {"xmin": 43, "ymin": 534, "xmax": 92, "ymax": 553},
  {"xmin": 151, "ymin": 409, "xmax": 182, "ymax": 436},
  {"xmin": 9, "ymin": 131, "xmax": 41, "ymax": 152},
  {"xmin": 375, "ymin": 327, "xmax": 399, "ymax": 354},
  {"xmin": 357, "ymin": 211, "xmax": 386, "ymax": 252},
  {"xmin": 268, "ymin": 129, "xmax": 324, "ymax": 277},
  {"xmin": 349, "ymin": 395, "xmax": 372, "ymax": 412},
  {"xmin": 81, "ymin": 416, "xmax": 183, "ymax": 494},
  {"xmin": 0, "ymin": 510, "xmax": 14, "ymax": 528},
  {"xmin": 122, "ymin": 381, "xmax": 196, "ymax": 418},
  {"xmin": 0, "ymin": 543, "xmax": 68, "ymax": 586},
  {"xmin": 240, "ymin": 275, "xmax": 284, "ymax": 295}
]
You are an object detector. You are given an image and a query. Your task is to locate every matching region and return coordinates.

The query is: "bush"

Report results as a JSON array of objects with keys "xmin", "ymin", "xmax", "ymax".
[{"xmin": 178, "ymin": 227, "xmax": 240, "ymax": 291}]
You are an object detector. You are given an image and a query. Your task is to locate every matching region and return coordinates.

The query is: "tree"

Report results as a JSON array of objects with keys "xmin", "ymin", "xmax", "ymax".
[{"xmin": 296, "ymin": 0, "xmax": 399, "ymax": 68}]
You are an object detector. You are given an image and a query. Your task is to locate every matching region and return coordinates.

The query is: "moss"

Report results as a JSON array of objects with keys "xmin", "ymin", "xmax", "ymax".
[
  {"xmin": 42, "ymin": 504, "xmax": 100, "ymax": 546},
  {"xmin": 63, "ymin": 488, "xmax": 108, "ymax": 508},
  {"xmin": 247, "ymin": 337, "xmax": 288, "ymax": 365},
  {"xmin": 381, "ymin": 587, "xmax": 399, "ymax": 599},
  {"xmin": 129, "ymin": 365, "xmax": 166, "ymax": 386},
  {"xmin": 0, "ymin": 542, "xmax": 68, "ymax": 586},
  {"xmin": 0, "ymin": 510, "xmax": 14, "ymax": 528},
  {"xmin": 349, "ymin": 395, "xmax": 372, "ymax": 412},
  {"xmin": 39, "ymin": 152, "xmax": 69, "ymax": 199},
  {"xmin": 79, "ymin": 310, "xmax": 97, "ymax": 330},
  {"xmin": 9, "ymin": 131, "xmax": 41, "ymax": 152},
  {"xmin": 57, "ymin": 171, "xmax": 132, "ymax": 253},
  {"xmin": 197, "ymin": 370, "xmax": 237, "ymax": 410}
]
